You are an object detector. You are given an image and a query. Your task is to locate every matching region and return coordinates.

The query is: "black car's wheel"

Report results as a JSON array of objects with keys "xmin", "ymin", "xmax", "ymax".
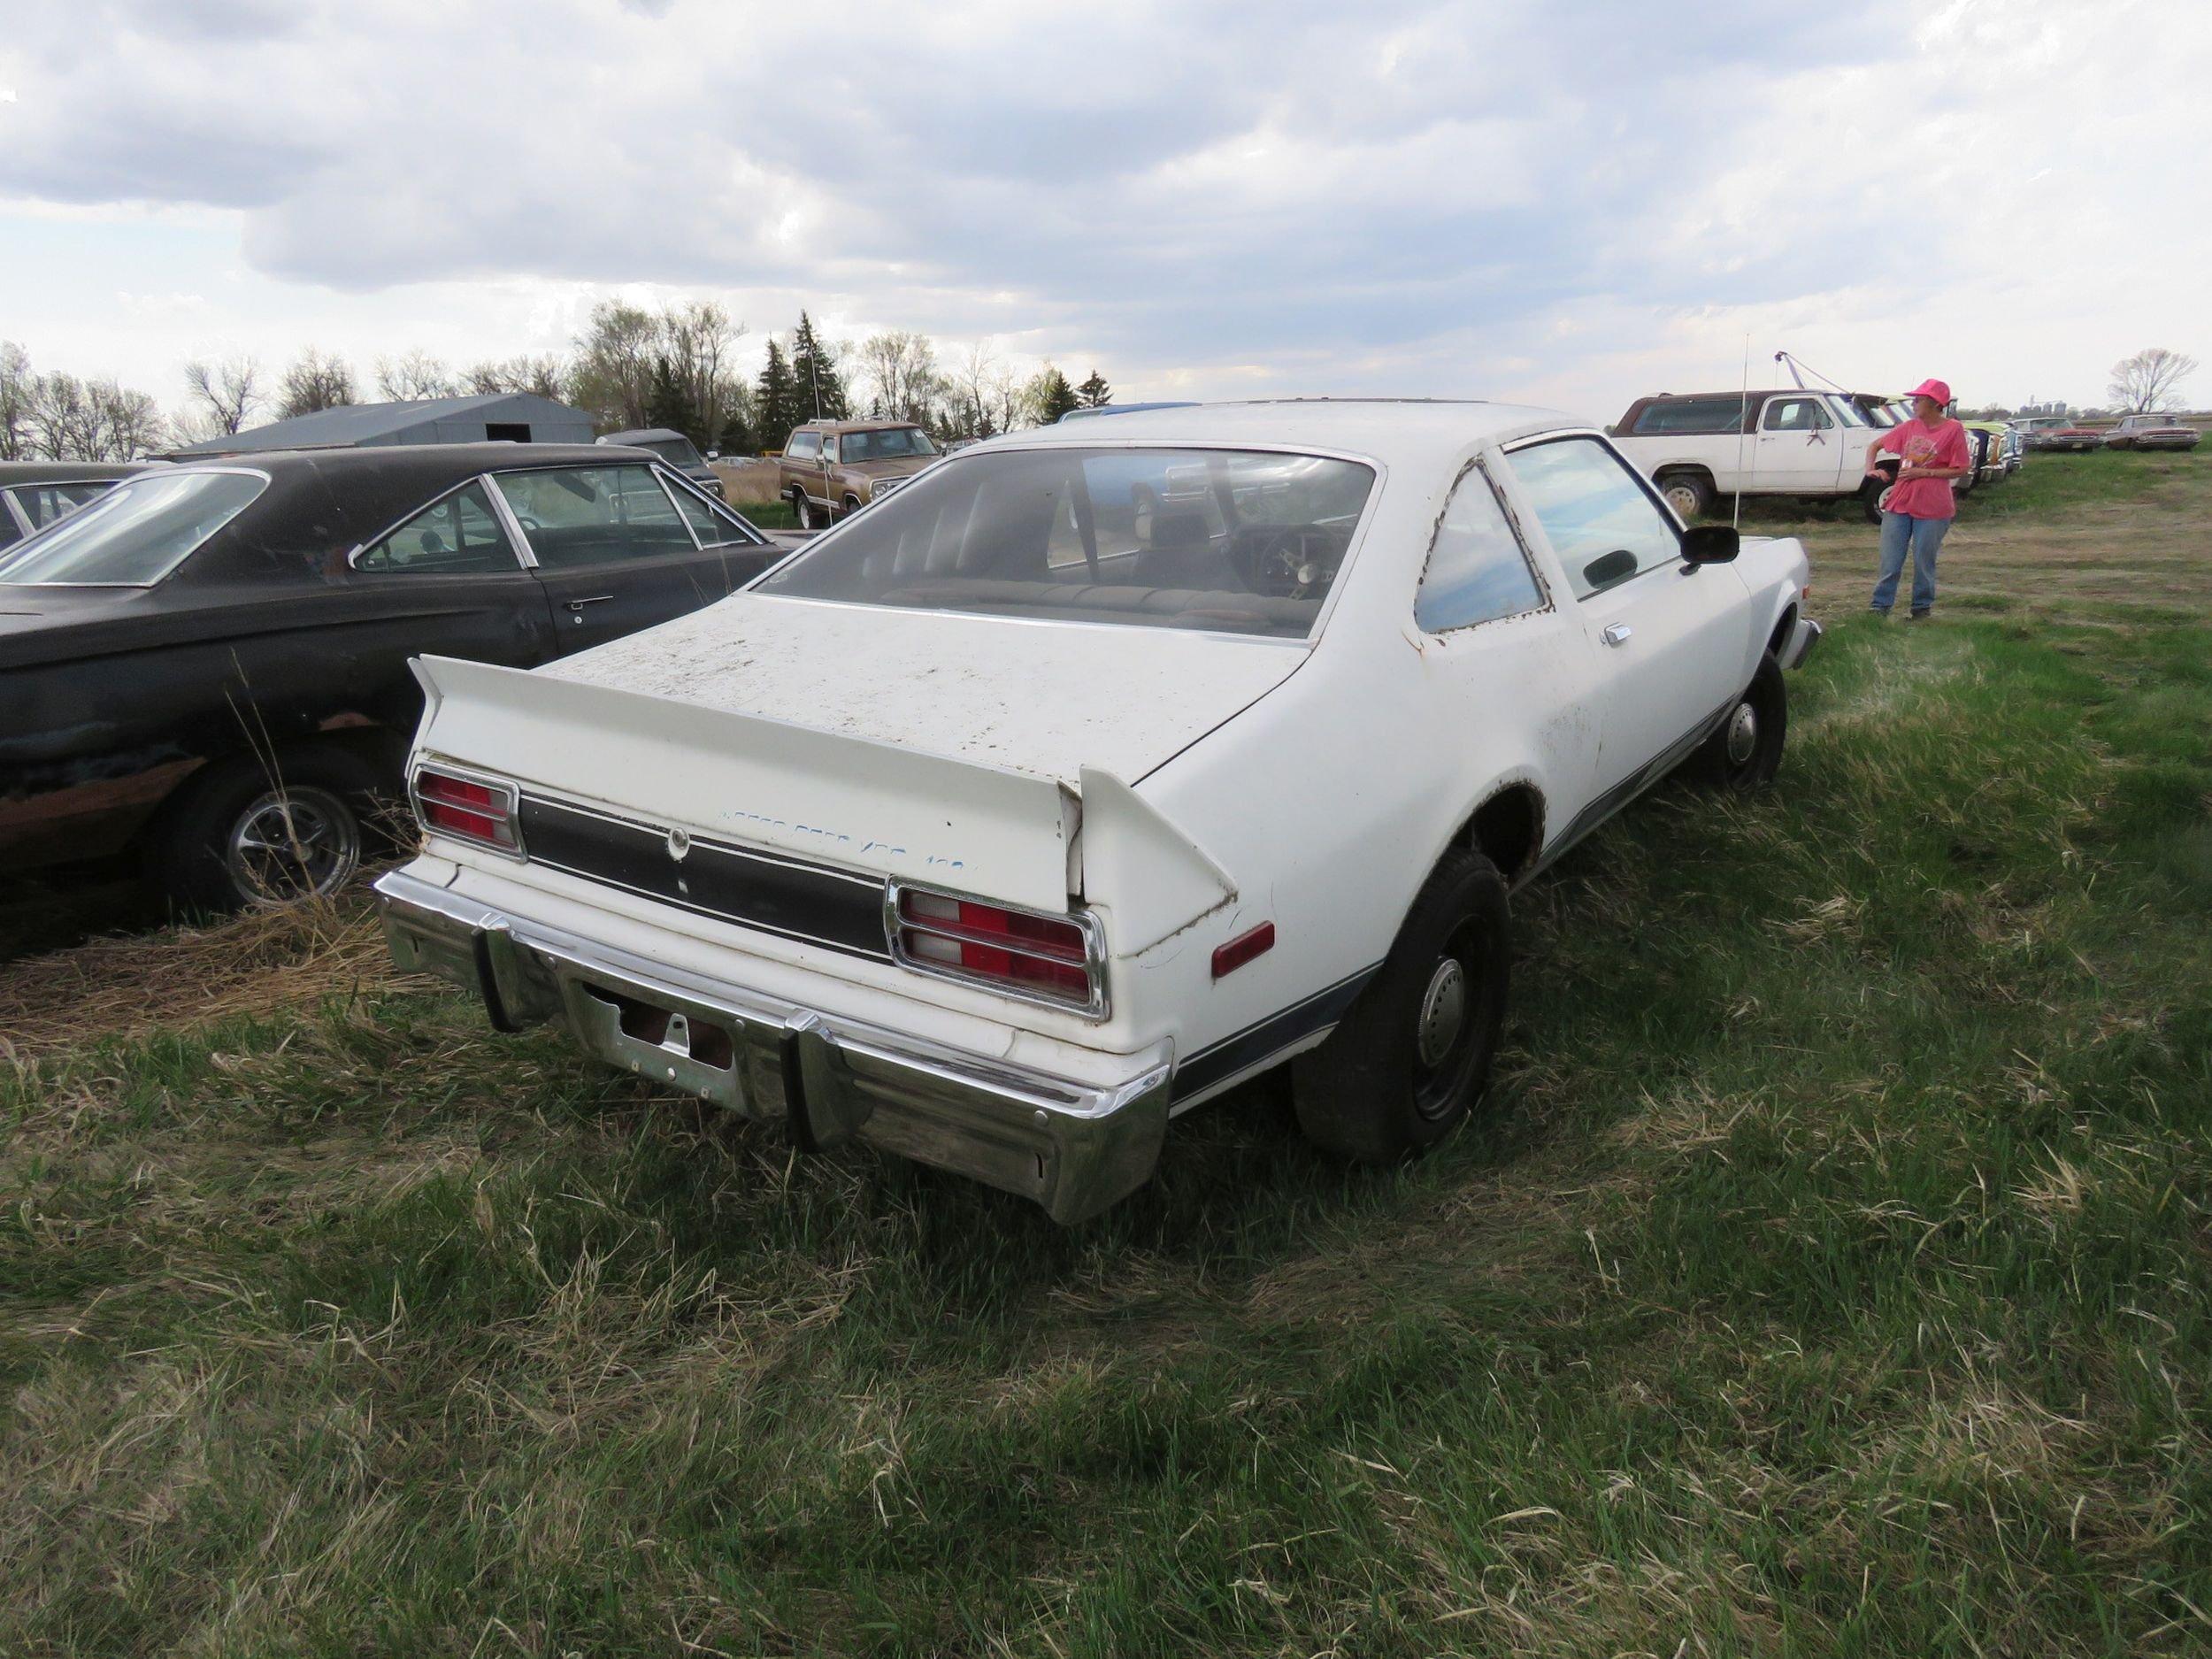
[
  {"xmin": 1291, "ymin": 849, "xmax": 1511, "ymax": 1164},
  {"xmin": 149, "ymin": 749, "xmax": 379, "ymax": 914},
  {"xmin": 1656, "ymin": 470, "xmax": 1714, "ymax": 522},
  {"xmin": 1686, "ymin": 654, "xmax": 1786, "ymax": 791}
]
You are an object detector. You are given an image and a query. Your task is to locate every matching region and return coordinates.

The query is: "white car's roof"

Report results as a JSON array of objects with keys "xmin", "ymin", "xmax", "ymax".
[{"xmin": 984, "ymin": 398, "xmax": 1577, "ymax": 471}]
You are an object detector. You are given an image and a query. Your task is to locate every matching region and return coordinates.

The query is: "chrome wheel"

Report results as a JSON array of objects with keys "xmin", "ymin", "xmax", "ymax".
[{"xmin": 225, "ymin": 785, "xmax": 359, "ymax": 904}]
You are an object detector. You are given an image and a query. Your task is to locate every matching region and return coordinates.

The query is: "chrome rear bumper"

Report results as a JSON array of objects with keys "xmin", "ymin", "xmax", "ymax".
[{"xmin": 374, "ymin": 869, "xmax": 1171, "ymax": 1224}]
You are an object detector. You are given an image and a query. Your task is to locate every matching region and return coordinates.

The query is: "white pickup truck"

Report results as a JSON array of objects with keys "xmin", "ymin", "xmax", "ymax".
[
  {"xmin": 1610, "ymin": 389, "xmax": 1886, "ymax": 522},
  {"xmin": 375, "ymin": 400, "xmax": 1821, "ymax": 1223}
]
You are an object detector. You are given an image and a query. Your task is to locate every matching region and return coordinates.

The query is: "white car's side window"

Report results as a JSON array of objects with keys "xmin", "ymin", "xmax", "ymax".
[
  {"xmin": 1506, "ymin": 438, "xmax": 1682, "ymax": 601},
  {"xmin": 1415, "ymin": 462, "xmax": 1545, "ymax": 634}
]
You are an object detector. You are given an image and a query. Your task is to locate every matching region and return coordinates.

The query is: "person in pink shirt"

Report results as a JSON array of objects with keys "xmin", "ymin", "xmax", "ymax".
[{"xmin": 1863, "ymin": 378, "xmax": 1971, "ymax": 619}]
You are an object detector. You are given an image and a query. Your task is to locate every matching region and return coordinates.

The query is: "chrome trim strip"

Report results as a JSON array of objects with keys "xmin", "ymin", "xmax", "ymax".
[
  {"xmin": 480, "ymin": 472, "xmax": 541, "ymax": 568},
  {"xmin": 344, "ymin": 472, "xmax": 534, "ymax": 572}
]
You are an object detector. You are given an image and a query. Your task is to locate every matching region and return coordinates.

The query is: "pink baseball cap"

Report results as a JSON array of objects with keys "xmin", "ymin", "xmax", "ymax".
[{"xmin": 1910, "ymin": 378, "xmax": 1952, "ymax": 405}]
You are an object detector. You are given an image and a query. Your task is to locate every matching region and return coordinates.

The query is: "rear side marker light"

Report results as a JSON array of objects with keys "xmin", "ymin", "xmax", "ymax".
[
  {"xmin": 413, "ymin": 764, "xmax": 523, "ymax": 856},
  {"xmin": 1211, "ymin": 921, "xmax": 1276, "ymax": 979},
  {"xmin": 888, "ymin": 884, "xmax": 1105, "ymax": 1018}
]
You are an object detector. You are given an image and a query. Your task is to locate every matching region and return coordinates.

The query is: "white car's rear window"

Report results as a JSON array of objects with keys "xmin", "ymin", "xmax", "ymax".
[{"xmin": 757, "ymin": 446, "xmax": 1376, "ymax": 638}]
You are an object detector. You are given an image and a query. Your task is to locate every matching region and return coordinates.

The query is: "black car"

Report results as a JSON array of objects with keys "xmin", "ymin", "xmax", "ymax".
[
  {"xmin": 597, "ymin": 427, "xmax": 725, "ymax": 501},
  {"xmin": 2, "ymin": 442, "xmax": 781, "ymax": 911},
  {"xmin": 0, "ymin": 460, "xmax": 159, "ymax": 554}
]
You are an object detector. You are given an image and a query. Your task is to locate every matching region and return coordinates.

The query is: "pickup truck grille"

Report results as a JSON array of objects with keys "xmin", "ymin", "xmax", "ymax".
[{"xmin": 516, "ymin": 795, "xmax": 891, "ymax": 962}]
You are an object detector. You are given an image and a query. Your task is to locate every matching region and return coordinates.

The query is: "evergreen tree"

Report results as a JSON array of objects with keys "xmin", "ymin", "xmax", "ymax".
[
  {"xmin": 1075, "ymin": 369, "xmax": 1112, "ymax": 409},
  {"xmin": 716, "ymin": 405, "xmax": 754, "ymax": 457},
  {"xmin": 789, "ymin": 311, "xmax": 850, "ymax": 421},
  {"xmin": 1033, "ymin": 365, "xmax": 1080, "ymax": 426},
  {"xmin": 644, "ymin": 353, "xmax": 704, "ymax": 449},
  {"xmin": 755, "ymin": 340, "xmax": 802, "ymax": 450}
]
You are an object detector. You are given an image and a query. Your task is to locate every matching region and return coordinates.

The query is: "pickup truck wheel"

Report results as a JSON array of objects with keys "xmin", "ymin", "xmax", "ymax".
[
  {"xmin": 1687, "ymin": 655, "xmax": 1786, "ymax": 791},
  {"xmin": 1858, "ymin": 479, "xmax": 1886, "ymax": 525},
  {"xmin": 1291, "ymin": 849, "xmax": 1510, "ymax": 1163},
  {"xmin": 1656, "ymin": 471, "xmax": 1714, "ymax": 521},
  {"xmin": 842, "ymin": 493, "xmax": 863, "ymax": 518},
  {"xmin": 149, "ymin": 749, "xmax": 376, "ymax": 915},
  {"xmin": 795, "ymin": 494, "xmax": 820, "ymax": 531}
]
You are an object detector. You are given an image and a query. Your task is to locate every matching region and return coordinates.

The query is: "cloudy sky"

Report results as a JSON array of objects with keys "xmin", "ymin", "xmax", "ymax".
[{"xmin": 3, "ymin": 0, "xmax": 2207, "ymax": 424}]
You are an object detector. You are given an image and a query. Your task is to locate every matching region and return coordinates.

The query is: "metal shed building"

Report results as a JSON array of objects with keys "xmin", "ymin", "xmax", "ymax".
[{"xmin": 170, "ymin": 393, "xmax": 595, "ymax": 457}]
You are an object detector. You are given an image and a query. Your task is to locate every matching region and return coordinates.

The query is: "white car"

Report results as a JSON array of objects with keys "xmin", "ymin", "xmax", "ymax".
[{"xmin": 375, "ymin": 401, "xmax": 1822, "ymax": 1222}]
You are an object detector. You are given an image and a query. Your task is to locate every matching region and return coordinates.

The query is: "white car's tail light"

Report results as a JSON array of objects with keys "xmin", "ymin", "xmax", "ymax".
[
  {"xmin": 887, "ymin": 883, "xmax": 1106, "ymax": 1018},
  {"xmin": 412, "ymin": 763, "xmax": 524, "ymax": 857}
]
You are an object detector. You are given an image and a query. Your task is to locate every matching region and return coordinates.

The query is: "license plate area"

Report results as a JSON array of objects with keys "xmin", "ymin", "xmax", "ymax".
[{"xmin": 565, "ymin": 976, "xmax": 749, "ymax": 1110}]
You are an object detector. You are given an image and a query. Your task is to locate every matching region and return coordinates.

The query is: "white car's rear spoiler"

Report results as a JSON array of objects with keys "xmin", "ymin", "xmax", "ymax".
[{"xmin": 409, "ymin": 656, "xmax": 1234, "ymax": 954}]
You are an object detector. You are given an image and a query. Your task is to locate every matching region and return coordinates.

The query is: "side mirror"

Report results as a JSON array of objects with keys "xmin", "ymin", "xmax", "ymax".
[{"xmin": 1680, "ymin": 524, "xmax": 1740, "ymax": 565}]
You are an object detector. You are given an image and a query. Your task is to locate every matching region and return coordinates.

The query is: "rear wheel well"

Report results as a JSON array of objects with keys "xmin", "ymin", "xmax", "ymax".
[{"xmin": 1463, "ymin": 785, "xmax": 1543, "ymax": 883}]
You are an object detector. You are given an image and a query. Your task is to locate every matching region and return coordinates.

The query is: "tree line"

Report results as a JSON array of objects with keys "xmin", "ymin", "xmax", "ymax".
[{"xmin": 0, "ymin": 299, "xmax": 1118, "ymax": 464}]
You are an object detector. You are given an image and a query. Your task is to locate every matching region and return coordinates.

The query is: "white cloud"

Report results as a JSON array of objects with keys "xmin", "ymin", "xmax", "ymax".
[{"xmin": 0, "ymin": 0, "xmax": 2206, "ymax": 419}]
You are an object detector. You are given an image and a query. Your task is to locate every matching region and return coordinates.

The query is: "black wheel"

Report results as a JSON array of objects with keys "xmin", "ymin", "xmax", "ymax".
[
  {"xmin": 795, "ymin": 494, "xmax": 820, "ymax": 531},
  {"xmin": 1291, "ymin": 849, "xmax": 1511, "ymax": 1163},
  {"xmin": 1859, "ymin": 478, "xmax": 1886, "ymax": 525},
  {"xmin": 148, "ymin": 749, "xmax": 379, "ymax": 914},
  {"xmin": 1656, "ymin": 471, "xmax": 1714, "ymax": 521},
  {"xmin": 1686, "ymin": 654, "xmax": 1786, "ymax": 790},
  {"xmin": 842, "ymin": 494, "xmax": 863, "ymax": 518}
]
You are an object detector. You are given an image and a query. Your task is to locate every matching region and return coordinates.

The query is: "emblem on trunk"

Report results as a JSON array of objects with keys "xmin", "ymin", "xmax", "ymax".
[{"xmin": 666, "ymin": 827, "xmax": 690, "ymax": 861}]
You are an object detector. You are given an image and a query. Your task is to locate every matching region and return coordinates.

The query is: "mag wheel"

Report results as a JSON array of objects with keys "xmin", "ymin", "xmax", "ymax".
[{"xmin": 150, "ymin": 749, "xmax": 378, "ymax": 914}]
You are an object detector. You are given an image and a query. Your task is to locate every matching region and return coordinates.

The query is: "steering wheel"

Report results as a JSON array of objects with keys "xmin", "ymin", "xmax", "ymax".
[{"xmin": 1228, "ymin": 524, "xmax": 1343, "ymax": 599}]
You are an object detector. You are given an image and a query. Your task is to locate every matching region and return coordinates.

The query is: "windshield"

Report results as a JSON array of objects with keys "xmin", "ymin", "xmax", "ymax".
[
  {"xmin": 841, "ymin": 426, "xmax": 938, "ymax": 462},
  {"xmin": 0, "ymin": 470, "xmax": 265, "ymax": 586},
  {"xmin": 641, "ymin": 436, "xmax": 705, "ymax": 466},
  {"xmin": 1829, "ymin": 396, "xmax": 1870, "ymax": 427},
  {"xmin": 757, "ymin": 445, "xmax": 1377, "ymax": 639}
]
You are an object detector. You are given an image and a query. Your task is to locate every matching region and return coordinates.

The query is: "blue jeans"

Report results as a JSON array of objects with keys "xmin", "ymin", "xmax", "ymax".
[{"xmin": 1871, "ymin": 511, "xmax": 1950, "ymax": 613}]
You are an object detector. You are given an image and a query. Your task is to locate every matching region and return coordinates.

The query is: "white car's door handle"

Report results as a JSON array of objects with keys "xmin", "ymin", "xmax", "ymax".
[{"xmin": 1602, "ymin": 623, "xmax": 1632, "ymax": 647}]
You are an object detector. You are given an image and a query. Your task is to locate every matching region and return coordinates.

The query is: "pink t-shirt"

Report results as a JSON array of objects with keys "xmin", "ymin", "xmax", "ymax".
[{"xmin": 1876, "ymin": 418, "xmax": 1970, "ymax": 519}]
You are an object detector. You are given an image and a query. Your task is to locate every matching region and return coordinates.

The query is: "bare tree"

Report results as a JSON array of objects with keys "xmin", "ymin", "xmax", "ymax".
[
  {"xmin": 94, "ymin": 381, "xmax": 167, "ymax": 458},
  {"xmin": 463, "ymin": 354, "xmax": 569, "ymax": 399},
  {"xmin": 660, "ymin": 299, "xmax": 746, "ymax": 449},
  {"xmin": 181, "ymin": 355, "xmax": 265, "ymax": 435},
  {"xmin": 278, "ymin": 349, "xmax": 357, "ymax": 418},
  {"xmin": 949, "ymin": 339, "xmax": 999, "ymax": 436},
  {"xmin": 856, "ymin": 330, "xmax": 944, "ymax": 426},
  {"xmin": 0, "ymin": 341, "xmax": 32, "ymax": 460},
  {"xmin": 376, "ymin": 349, "xmax": 456, "ymax": 402},
  {"xmin": 569, "ymin": 302, "xmax": 661, "ymax": 431},
  {"xmin": 2108, "ymin": 347, "xmax": 2199, "ymax": 414},
  {"xmin": 987, "ymin": 366, "xmax": 1027, "ymax": 434},
  {"xmin": 26, "ymin": 373, "xmax": 166, "ymax": 459}
]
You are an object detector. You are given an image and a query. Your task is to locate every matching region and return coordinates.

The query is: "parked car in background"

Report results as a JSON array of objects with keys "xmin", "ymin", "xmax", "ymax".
[
  {"xmin": 374, "ymin": 399, "xmax": 1821, "ymax": 1222},
  {"xmin": 0, "ymin": 460, "xmax": 160, "ymax": 555},
  {"xmin": 2041, "ymin": 419, "xmax": 2107, "ymax": 453},
  {"xmin": 776, "ymin": 419, "xmax": 940, "ymax": 529},
  {"xmin": 2012, "ymin": 415, "xmax": 2076, "ymax": 450},
  {"xmin": 597, "ymin": 427, "xmax": 725, "ymax": 500},
  {"xmin": 1956, "ymin": 416, "xmax": 2015, "ymax": 487},
  {"xmin": 2, "ymin": 443, "xmax": 782, "ymax": 911},
  {"xmin": 1611, "ymin": 388, "xmax": 1883, "ymax": 520},
  {"xmin": 2102, "ymin": 412, "xmax": 2201, "ymax": 451}
]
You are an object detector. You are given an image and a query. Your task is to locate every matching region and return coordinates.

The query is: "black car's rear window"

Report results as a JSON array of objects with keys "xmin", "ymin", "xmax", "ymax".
[
  {"xmin": 0, "ymin": 470, "xmax": 265, "ymax": 586},
  {"xmin": 757, "ymin": 446, "xmax": 1377, "ymax": 639}
]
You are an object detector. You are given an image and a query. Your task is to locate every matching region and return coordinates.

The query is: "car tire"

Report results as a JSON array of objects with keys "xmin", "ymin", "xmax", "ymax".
[
  {"xmin": 842, "ymin": 494, "xmax": 863, "ymax": 518},
  {"xmin": 1858, "ymin": 478, "xmax": 1886, "ymax": 525},
  {"xmin": 1291, "ymin": 848, "xmax": 1511, "ymax": 1164},
  {"xmin": 1656, "ymin": 470, "xmax": 1714, "ymax": 521},
  {"xmin": 1686, "ymin": 653, "xmax": 1786, "ymax": 791},
  {"xmin": 147, "ymin": 748, "xmax": 380, "ymax": 915},
  {"xmin": 795, "ymin": 494, "xmax": 820, "ymax": 531}
]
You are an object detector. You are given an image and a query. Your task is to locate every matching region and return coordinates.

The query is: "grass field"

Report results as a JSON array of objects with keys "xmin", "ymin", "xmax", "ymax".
[{"xmin": 4, "ymin": 451, "xmax": 2208, "ymax": 1655}]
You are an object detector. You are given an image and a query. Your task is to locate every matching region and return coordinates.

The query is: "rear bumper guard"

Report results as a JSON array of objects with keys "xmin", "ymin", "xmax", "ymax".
[{"xmin": 375, "ymin": 869, "xmax": 1171, "ymax": 1224}]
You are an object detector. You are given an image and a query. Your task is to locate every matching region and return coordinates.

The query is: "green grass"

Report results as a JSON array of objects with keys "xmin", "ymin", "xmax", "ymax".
[
  {"xmin": 4, "ymin": 458, "xmax": 2210, "ymax": 1655},
  {"xmin": 741, "ymin": 497, "xmax": 800, "ymax": 530}
]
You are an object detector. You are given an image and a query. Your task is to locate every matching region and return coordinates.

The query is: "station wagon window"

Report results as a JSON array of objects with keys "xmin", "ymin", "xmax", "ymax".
[
  {"xmin": 1829, "ymin": 396, "xmax": 1870, "ymax": 427},
  {"xmin": 493, "ymin": 465, "xmax": 694, "ymax": 568},
  {"xmin": 758, "ymin": 446, "xmax": 1377, "ymax": 639},
  {"xmin": 842, "ymin": 426, "xmax": 938, "ymax": 461},
  {"xmin": 355, "ymin": 481, "xmax": 517, "ymax": 575},
  {"xmin": 1416, "ymin": 463, "xmax": 1544, "ymax": 633},
  {"xmin": 1504, "ymin": 438, "xmax": 1680, "ymax": 601},
  {"xmin": 1630, "ymin": 397, "xmax": 1747, "ymax": 435},
  {"xmin": 0, "ymin": 469, "xmax": 265, "ymax": 587},
  {"xmin": 1763, "ymin": 397, "xmax": 1833, "ymax": 433}
]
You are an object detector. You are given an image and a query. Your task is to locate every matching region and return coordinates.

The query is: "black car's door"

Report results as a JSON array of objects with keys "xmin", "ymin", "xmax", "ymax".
[
  {"xmin": 489, "ymin": 462, "xmax": 777, "ymax": 656},
  {"xmin": 341, "ymin": 476, "xmax": 565, "ymax": 718}
]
